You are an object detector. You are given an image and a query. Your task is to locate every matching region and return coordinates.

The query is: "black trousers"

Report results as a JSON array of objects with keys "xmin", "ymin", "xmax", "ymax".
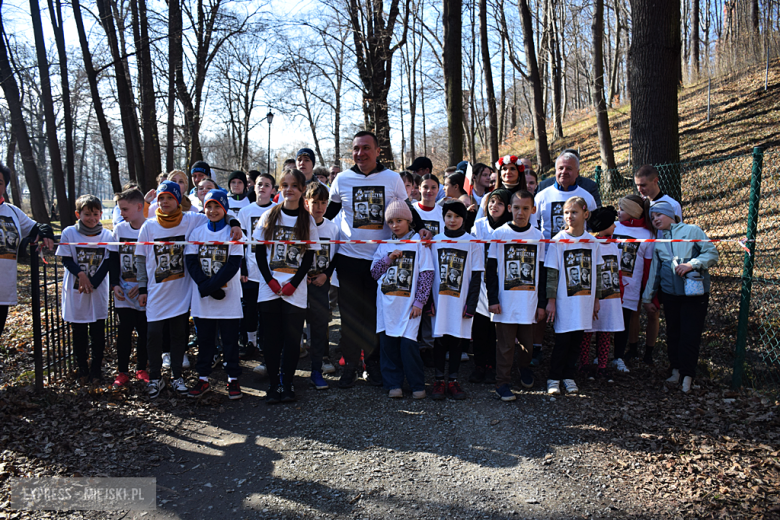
[
  {"xmin": 471, "ymin": 312, "xmax": 497, "ymax": 369},
  {"xmin": 241, "ymin": 281, "xmax": 263, "ymax": 347},
  {"xmin": 116, "ymin": 308, "xmax": 149, "ymax": 373},
  {"xmin": 0, "ymin": 305, "xmax": 7, "ymax": 339},
  {"xmin": 612, "ymin": 307, "xmax": 635, "ymax": 360},
  {"xmin": 71, "ymin": 320, "xmax": 106, "ymax": 378},
  {"xmin": 307, "ymin": 280, "xmax": 331, "ymax": 373},
  {"xmin": 548, "ymin": 330, "xmax": 584, "ymax": 381},
  {"xmin": 195, "ymin": 317, "xmax": 241, "ymax": 378},
  {"xmin": 261, "ymin": 298, "xmax": 306, "ymax": 387},
  {"xmin": 434, "ymin": 334, "xmax": 464, "ymax": 379},
  {"xmin": 335, "ymin": 254, "xmax": 379, "ymax": 369},
  {"xmin": 147, "ymin": 313, "xmax": 189, "ymax": 380},
  {"xmin": 660, "ymin": 291, "xmax": 709, "ymax": 378}
]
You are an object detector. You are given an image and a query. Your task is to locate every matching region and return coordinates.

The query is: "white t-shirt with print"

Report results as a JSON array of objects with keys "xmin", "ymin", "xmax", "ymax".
[
  {"xmin": 329, "ymin": 167, "xmax": 408, "ymax": 260},
  {"xmin": 413, "ymin": 202, "xmax": 445, "ymax": 237},
  {"xmin": 431, "ymin": 232, "xmax": 484, "ymax": 339},
  {"xmin": 253, "ymin": 209, "xmax": 320, "ymax": 309},
  {"xmin": 472, "ymin": 217, "xmax": 493, "ymax": 317},
  {"xmin": 0, "ymin": 203, "xmax": 36, "ymax": 305},
  {"xmin": 238, "ymin": 202, "xmax": 277, "ymax": 283},
  {"xmin": 487, "ymin": 223, "xmax": 544, "ymax": 325},
  {"xmin": 135, "ymin": 212, "xmax": 210, "ymax": 322},
  {"xmin": 544, "ymin": 230, "xmax": 604, "ymax": 333},
  {"xmin": 228, "ymin": 197, "xmax": 250, "ymax": 217},
  {"xmin": 56, "ymin": 226, "xmax": 113, "ymax": 323},
  {"xmin": 535, "ymin": 185, "xmax": 598, "ymax": 239},
  {"xmin": 110, "ymin": 221, "xmax": 144, "ymax": 311},
  {"xmin": 186, "ymin": 224, "xmax": 244, "ymax": 319},
  {"xmin": 372, "ymin": 235, "xmax": 434, "ymax": 341},
  {"xmin": 585, "ymin": 241, "xmax": 624, "ymax": 333},
  {"xmin": 329, "ymin": 212, "xmax": 344, "ymax": 288},
  {"xmin": 612, "ymin": 222, "xmax": 655, "ymax": 311},
  {"xmin": 310, "ymin": 218, "xmax": 339, "ymax": 277}
]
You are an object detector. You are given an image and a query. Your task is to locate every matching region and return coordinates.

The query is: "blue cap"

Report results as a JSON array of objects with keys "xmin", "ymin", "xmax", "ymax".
[
  {"xmin": 296, "ymin": 148, "xmax": 316, "ymax": 165},
  {"xmin": 156, "ymin": 180, "xmax": 182, "ymax": 204},
  {"xmin": 203, "ymin": 189, "xmax": 229, "ymax": 214}
]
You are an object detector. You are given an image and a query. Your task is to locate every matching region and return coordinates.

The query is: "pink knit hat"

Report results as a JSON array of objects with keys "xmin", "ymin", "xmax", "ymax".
[{"xmin": 385, "ymin": 198, "xmax": 413, "ymax": 222}]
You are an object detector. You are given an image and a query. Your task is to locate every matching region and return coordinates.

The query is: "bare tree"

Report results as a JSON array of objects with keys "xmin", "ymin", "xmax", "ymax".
[
  {"xmin": 591, "ymin": 0, "xmax": 617, "ymax": 178},
  {"xmin": 479, "ymin": 0, "xmax": 498, "ymax": 163},
  {"xmin": 443, "ymin": 0, "xmax": 463, "ymax": 166}
]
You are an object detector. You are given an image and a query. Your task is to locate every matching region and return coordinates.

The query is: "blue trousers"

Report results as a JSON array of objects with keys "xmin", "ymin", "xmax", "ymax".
[
  {"xmin": 194, "ymin": 317, "xmax": 241, "ymax": 379},
  {"xmin": 379, "ymin": 332, "xmax": 426, "ymax": 392}
]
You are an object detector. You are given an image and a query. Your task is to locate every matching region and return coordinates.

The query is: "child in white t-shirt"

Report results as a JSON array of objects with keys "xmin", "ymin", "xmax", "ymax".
[
  {"xmin": 544, "ymin": 196, "xmax": 603, "ymax": 396},
  {"xmin": 227, "ymin": 170, "xmax": 251, "ymax": 217},
  {"xmin": 185, "ymin": 189, "xmax": 245, "ymax": 400},
  {"xmin": 56, "ymin": 195, "xmax": 113, "ymax": 383},
  {"xmin": 486, "ymin": 191, "xmax": 546, "ymax": 401},
  {"xmin": 429, "ymin": 200, "xmax": 484, "ymax": 401},
  {"xmin": 371, "ymin": 198, "xmax": 433, "ymax": 399},
  {"xmin": 578, "ymin": 206, "xmax": 625, "ymax": 382},
  {"xmin": 253, "ymin": 169, "xmax": 320, "ymax": 404}
]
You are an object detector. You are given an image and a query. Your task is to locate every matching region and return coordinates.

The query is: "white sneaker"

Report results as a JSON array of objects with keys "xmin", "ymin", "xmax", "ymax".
[
  {"xmin": 147, "ymin": 378, "xmax": 165, "ymax": 398},
  {"xmin": 666, "ymin": 369, "xmax": 681, "ymax": 383},
  {"xmin": 460, "ymin": 352, "xmax": 469, "ymax": 362},
  {"xmin": 253, "ymin": 363, "xmax": 268, "ymax": 377},
  {"xmin": 612, "ymin": 358, "xmax": 630, "ymax": 373},
  {"xmin": 321, "ymin": 361, "xmax": 336, "ymax": 375},
  {"xmin": 681, "ymin": 376, "xmax": 693, "ymax": 393},
  {"xmin": 182, "ymin": 353, "xmax": 191, "ymax": 369},
  {"xmin": 546, "ymin": 379, "xmax": 561, "ymax": 395},
  {"xmin": 563, "ymin": 379, "xmax": 579, "ymax": 394},
  {"xmin": 172, "ymin": 377, "xmax": 188, "ymax": 394},
  {"xmin": 162, "ymin": 352, "xmax": 171, "ymax": 369}
]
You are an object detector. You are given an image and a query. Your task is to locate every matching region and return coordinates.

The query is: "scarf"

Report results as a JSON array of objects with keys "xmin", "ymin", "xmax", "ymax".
[
  {"xmin": 486, "ymin": 189, "xmax": 513, "ymax": 230},
  {"xmin": 621, "ymin": 217, "xmax": 647, "ymax": 228},
  {"xmin": 444, "ymin": 227, "xmax": 466, "ymax": 238},
  {"xmin": 156, "ymin": 206, "xmax": 183, "ymax": 228},
  {"xmin": 76, "ymin": 220, "xmax": 103, "ymax": 236}
]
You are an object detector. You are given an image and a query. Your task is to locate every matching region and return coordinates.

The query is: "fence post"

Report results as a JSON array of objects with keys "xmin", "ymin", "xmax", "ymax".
[
  {"xmin": 732, "ymin": 146, "xmax": 764, "ymax": 389},
  {"xmin": 30, "ymin": 243, "xmax": 44, "ymax": 392},
  {"xmin": 594, "ymin": 165, "xmax": 602, "ymax": 194}
]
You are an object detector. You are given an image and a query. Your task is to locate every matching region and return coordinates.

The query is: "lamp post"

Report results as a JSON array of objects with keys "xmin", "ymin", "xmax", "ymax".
[{"xmin": 266, "ymin": 110, "xmax": 274, "ymax": 177}]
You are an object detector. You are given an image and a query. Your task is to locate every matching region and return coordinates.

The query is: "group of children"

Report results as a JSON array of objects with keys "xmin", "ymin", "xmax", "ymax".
[{"xmin": 51, "ymin": 154, "xmax": 718, "ymax": 404}]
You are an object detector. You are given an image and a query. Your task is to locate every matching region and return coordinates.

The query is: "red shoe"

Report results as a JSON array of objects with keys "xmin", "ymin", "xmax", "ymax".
[
  {"xmin": 135, "ymin": 370, "xmax": 150, "ymax": 383},
  {"xmin": 227, "ymin": 380, "xmax": 242, "ymax": 400},
  {"xmin": 188, "ymin": 379, "xmax": 211, "ymax": 398},
  {"xmin": 113, "ymin": 373, "xmax": 130, "ymax": 387},
  {"xmin": 431, "ymin": 380, "xmax": 446, "ymax": 400},
  {"xmin": 447, "ymin": 380, "xmax": 467, "ymax": 400}
]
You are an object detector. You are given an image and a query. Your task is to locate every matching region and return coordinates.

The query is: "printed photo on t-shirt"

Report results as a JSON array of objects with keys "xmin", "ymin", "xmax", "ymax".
[
  {"xmin": 73, "ymin": 247, "xmax": 105, "ymax": 288},
  {"xmin": 269, "ymin": 226, "xmax": 301, "ymax": 274},
  {"xmin": 249, "ymin": 216, "xmax": 262, "ymax": 252},
  {"xmin": 0, "ymin": 216, "xmax": 20, "ymax": 260},
  {"xmin": 423, "ymin": 220, "xmax": 440, "ymax": 235},
  {"xmin": 119, "ymin": 238, "xmax": 137, "ymax": 282},
  {"xmin": 564, "ymin": 248, "xmax": 592, "ymax": 297},
  {"xmin": 310, "ymin": 242, "xmax": 330, "ymax": 275},
  {"xmin": 504, "ymin": 244, "xmax": 537, "ymax": 291},
  {"xmin": 198, "ymin": 244, "xmax": 229, "ymax": 277},
  {"xmin": 438, "ymin": 248, "xmax": 467, "ymax": 296},
  {"xmin": 601, "ymin": 254, "xmax": 620, "ymax": 299},
  {"xmin": 614, "ymin": 235, "xmax": 639, "ymax": 275},
  {"xmin": 381, "ymin": 251, "xmax": 416, "ymax": 297},
  {"xmin": 551, "ymin": 201, "xmax": 565, "ymax": 235},
  {"xmin": 153, "ymin": 235, "xmax": 185, "ymax": 283},
  {"xmin": 352, "ymin": 186, "xmax": 385, "ymax": 230}
]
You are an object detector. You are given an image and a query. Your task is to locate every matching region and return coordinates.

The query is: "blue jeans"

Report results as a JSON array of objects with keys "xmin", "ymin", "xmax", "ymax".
[
  {"xmin": 379, "ymin": 332, "xmax": 426, "ymax": 392},
  {"xmin": 194, "ymin": 317, "xmax": 241, "ymax": 379},
  {"xmin": 306, "ymin": 280, "xmax": 331, "ymax": 372}
]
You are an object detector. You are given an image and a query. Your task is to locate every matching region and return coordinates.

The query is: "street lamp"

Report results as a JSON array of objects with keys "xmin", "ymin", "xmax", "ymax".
[{"xmin": 266, "ymin": 110, "xmax": 274, "ymax": 177}]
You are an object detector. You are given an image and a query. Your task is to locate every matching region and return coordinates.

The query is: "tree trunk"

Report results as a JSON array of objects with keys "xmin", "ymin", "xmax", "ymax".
[
  {"xmin": 592, "ymin": 0, "xmax": 617, "ymax": 179},
  {"xmin": 479, "ymin": 0, "xmax": 499, "ymax": 163},
  {"xmin": 518, "ymin": 0, "xmax": 552, "ymax": 169},
  {"xmin": 549, "ymin": 0, "xmax": 564, "ymax": 140},
  {"xmin": 499, "ymin": 35, "xmax": 506, "ymax": 142},
  {"xmin": 166, "ymin": 0, "xmax": 178, "ymax": 172},
  {"xmin": 29, "ymin": 0, "xmax": 72, "ymax": 225},
  {"xmin": 0, "ymin": 20, "xmax": 49, "ymax": 222},
  {"xmin": 72, "ymin": 0, "xmax": 121, "ymax": 193},
  {"xmin": 6, "ymin": 133, "xmax": 22, "ymax": 207},
  {"xmin": 443, "ymin": 0, "xmax": 463, "ymax": 166},
  {"xmin": 629, "ymin": 0, "xmax": 681, "ymax": 197}
]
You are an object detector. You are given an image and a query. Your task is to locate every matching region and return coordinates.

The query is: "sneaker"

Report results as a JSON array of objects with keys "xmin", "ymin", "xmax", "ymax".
[
  {"xmin": 412, "ymin": 390, "xmax": 426, "ymax": 399},
  {"xmin": 546, "ymin": 379, "xmax": 561, "ymax": 395},
  {"xmin": 182, "ymin": 354, "xmax": 191, "ymax": 369},
  {"xmin": 431, "ymin": 380, "xmax": 446, "ymax": 400},
  {"xmin": 147, "ymin": 378, "xmax": 165, "ymax": 399},
  {"xmin": 469, "ymin": 366, "xmax": 486, "ymax": 384},
  {"xmin": 338, "ymin": 368, "xmax": 357, "ymax": 389},
  {"xmin": 460, "ymin": 352, "xmax": 469, "ymax": 362},
  {"xmin": 252, "ymin": 363, "xmax": 268, "ymax": 377},
  {"xmin": 388, "ymin": 388, "xmax": 403, "ymax": 398},
  {"xmin": 365, "ymin": 363, "xmax": 383, "ymax": 387},
  {"xmin": 135, "ymin": 369, "xmax": 150, "ymax": 383},
  {"xmin": 227, "ymin": 380, "xmax": 242, "ymax": 400},
  {"xmin": 281, "ymin": 385, "xmax": 296, "ymax": 403},
  {"xmin": 666, "ymin": 369, "xmax": 681, "ymax": 383},
  {"xmin": 162, "ymin": 352, "xmax": 171, "ymax": 369},
  {"xmin": 188, "ymin": 379, "xmax": 211, "ymax": 398},
  {"xmin": 612, "ymin": 358, "xmax": 630, "ymax": 373},
  {"xmin": 266, "ymin": 385, "xmax": 281, "ymax": 404},
  {"xmin": 563, "ymin": 379, "xmax": 579, "ymax": 394},
  {"xmin": 483, "ymin": 367, "xmax": 497, "ymax": 384},
  {"xmin": 113, "ymin": 372, "xmax": 130, "ymax": 388},
  {"xmin": 310, "ymin": 371, "xmax": 329, "ymax": 390},
  {"xmin": 171, "ymin": 377, "xmax": 188, "ymax": 394},
  {"xmin": 495, "ymin": 383, "xmax": 516, "ymax": 401},
  {"xmin": 447, "ymin": 380, "xmax": 466, "ymax": 400},
  {"xmin": 681, "ymin": 376, "xmax": 693, "ymax": 393},
  {"xmin": 520, "ymin": 367, "xmax": 534, "ymax": 389},
  {"xmin": 321, "ymin": 360, "xmax": 336, "ymax": 375}
]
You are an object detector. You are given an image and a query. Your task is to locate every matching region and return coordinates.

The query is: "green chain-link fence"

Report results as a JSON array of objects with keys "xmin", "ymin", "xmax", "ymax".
[{"xmin": 584, "ymin": 148, "xmax": 779, "ymax": 391}]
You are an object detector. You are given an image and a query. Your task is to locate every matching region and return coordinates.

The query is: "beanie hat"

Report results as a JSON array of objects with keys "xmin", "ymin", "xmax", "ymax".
[
  {"xmin": 203, "ymin": 188, "xmax": 229, "ymax": 215},
  {"xmin": 385, "ymin": 198, "xmax": 412, "ymax": 222},
  {"xmin": 442, "ymin": 199, "xmax": 468, "ymax": 220},
  {"xmin": 649, "ymin": 200, "xmax": 678, "ymax": 222},
  {"xmin": 228, "ymin": 170, "xmax": 247, "ymax": 192},
  {"xmin": 156, "ymin": 180, "xmax": 182, "ymax": 205},
  {"xmin": 409, "ymin": 156, "xmax": 433, "ymax": 172},
  {"xmin": 296, "ymin": 148, "xmax": 316, "ymax": 165},
  {"xmin": 456, "ymin": 160, "xmax": 469, "ymax": 174},
  {"xmin": 190, "ymin": 160, "xmax": 211, "ymax": 178},
  {"xmin": 588, "ymin": 206, "xmax": 618, "ymax": 233}
]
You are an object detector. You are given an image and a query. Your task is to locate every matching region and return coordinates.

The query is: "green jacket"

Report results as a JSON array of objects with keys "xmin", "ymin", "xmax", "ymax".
[{"xmin": 641, "ymin": 222, "xmax": 719, "ymax": 302}]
